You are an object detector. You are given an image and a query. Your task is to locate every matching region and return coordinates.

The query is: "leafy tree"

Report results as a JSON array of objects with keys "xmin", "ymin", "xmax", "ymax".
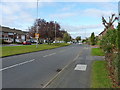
[
  {"xmin": 116, "ymin": 23, "xmax": 120, "ymax": 85},
  {"xmin": 90, "ymin": 32, "xmax": 96, "ymax": 45},
  {"xmin": 100, "ymin": 28, "xmax": 119, "ymax": 85},
  {"xmin": 100, "ymin": 29, "xmax": 117, "ymax": 53},
  {"xmin": 76, "ymin": 36, "xmax": 81, "ymax": 42},
  {"xmin": 63, "ymin": 33, "xmax": 71, "ymax": 43},
  {"xmin": 100, "ymin": 14, "xmax": 119, "ymax": 86},
  {"xmin": 117, "ymin": 23, "xmax": 120, "ymax": 51},
  {"xmin": 29, "ymin": 18, "xmax": 67, "ymax": 42}
]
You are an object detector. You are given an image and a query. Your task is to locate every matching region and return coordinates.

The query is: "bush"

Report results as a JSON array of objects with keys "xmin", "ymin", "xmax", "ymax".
[
  {"xmin": 100, "ymin": 27, "xmax": 120, "ymax": 86},
  {"xmin": 90, "ymin": 32, "xmax": 96, "ymax": 45},
  {"xmin": 100, "ymin": 29, "xmax": 117, "ymax": 53}
]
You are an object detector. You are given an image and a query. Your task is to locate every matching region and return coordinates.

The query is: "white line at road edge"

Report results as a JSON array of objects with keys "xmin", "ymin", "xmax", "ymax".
[
  {"xmin": 0, "ymin": 59, "xmax": 35, "ymax": 71},
  {"xmin": 43, "ymin": 53, "xmax": 56, "ymax": 57}
]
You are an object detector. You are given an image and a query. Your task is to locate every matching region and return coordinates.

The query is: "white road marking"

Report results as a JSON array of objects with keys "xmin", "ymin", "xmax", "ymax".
[
  {"xmin": 84, "ymin": 47, "xmax": 88, "ymax": 49},
  {"xmin": 43, "ymin": 50, "xmax": 83, "ymax": 88},
  {"xmin": 0, "ymin": 59, "xmax": 35, "ymax": 71},
  {"xmin": 43, "ymin": 53, "xmax": 56, "ymax": 57},
  {"xmin": 74, "ymin": 64, "xmax": 87, "ymax": 71},
  {"xmin": 59, "ymin": 50, "xmax": 65, "ymax": 53}
]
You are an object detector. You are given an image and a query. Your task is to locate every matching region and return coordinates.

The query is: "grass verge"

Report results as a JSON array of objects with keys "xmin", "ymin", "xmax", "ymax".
[
  {"xmin": 91, "ymin": 61, "xmax": 112, "ymax": 88},
  {"xmin": 1, "ymin": 43, "xmax": 70, "ymax": 57},
  {"xmin": 91, "ymin": 48, "xmax": 105, "ymax": 56}
]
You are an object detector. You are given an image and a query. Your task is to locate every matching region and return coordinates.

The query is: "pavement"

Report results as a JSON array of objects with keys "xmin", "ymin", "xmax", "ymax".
[{"xmin": 1, "ymin": 44, "xmax": 104, "ymax": 88}]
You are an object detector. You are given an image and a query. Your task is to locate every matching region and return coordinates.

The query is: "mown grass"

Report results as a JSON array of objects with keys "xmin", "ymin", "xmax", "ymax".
[
  {"xmin": 91, "ymin": 61, "xmax": 112, "ymax": 88},
  {"xmin": 1, "ymin": 43, "xmax": 70, "ymax": 57},
  {"xmin": 91, "ymin": 48, "xmax": 105, "ymax": 56}
]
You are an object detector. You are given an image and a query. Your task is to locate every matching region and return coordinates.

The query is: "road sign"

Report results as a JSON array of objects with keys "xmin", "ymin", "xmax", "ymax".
[{"xmin": 35, "ymin": 33, "xmax": 40, "ymax": 39}]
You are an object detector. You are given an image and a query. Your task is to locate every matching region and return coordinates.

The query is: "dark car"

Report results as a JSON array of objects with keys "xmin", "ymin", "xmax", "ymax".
[{"xmin": 23, "ymin": 41, "xmax": 31, "ymax": 45}]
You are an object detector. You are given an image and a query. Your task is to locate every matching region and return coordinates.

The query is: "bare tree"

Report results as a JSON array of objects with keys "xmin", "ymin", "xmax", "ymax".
[{"xmin": 102, "ymin": 14, "xmax": 118, "ymax": 29}]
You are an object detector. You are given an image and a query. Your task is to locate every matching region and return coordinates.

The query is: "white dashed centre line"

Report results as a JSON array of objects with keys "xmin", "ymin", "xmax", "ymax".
[
  {"xmin": 43, "ymin": 53, "xmax": 56, "ymax": 57},
  {"xmin": 0, "ymin": 59, "xmax": 35, "ymax": 71},
  {"xmin": 59, "ymin": 50, "xmax": 65, "ymax": 53}
]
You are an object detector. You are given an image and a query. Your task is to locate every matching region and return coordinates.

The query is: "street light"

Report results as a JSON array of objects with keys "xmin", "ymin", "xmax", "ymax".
[
  {"xmin": 55, "ymin": 21, "xmax": 57, "ymax": 43},
  {"xmin": 118, "ymin": 1, "xmax": 120, "ymax": 23},
  {"xmin": 36, "ymin": 0, "xmax": 39, "ymax": 48}
]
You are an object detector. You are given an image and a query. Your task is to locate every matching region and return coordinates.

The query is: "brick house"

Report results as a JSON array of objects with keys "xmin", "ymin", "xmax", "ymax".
[
  {"xmin": 0, "ymin": 26, "xmax": 29, "ymax": 43},
  {"xmin": 98, "ymin": 25, "xmax": 114, "ymax": 39}
]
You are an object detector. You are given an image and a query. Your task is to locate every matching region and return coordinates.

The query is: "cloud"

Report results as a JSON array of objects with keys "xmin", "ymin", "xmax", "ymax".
[
  {"xmin": 1, "ymin": 2, "xmax": 37, "ymax": 30},
  {"xmin": 60, "ymin": 4, "xmax": 77, "ymax": 12},
  {"xmin": 1, "ymin": 1, "xmax": 118, "ymax": 37},
  {"xmin": 1, "ymin": 2, "xmax": 21, "ymax": 15},
  {"xmin": 49, "ymin": 2, "xmax": 117, "ymax": 21},
  {"xmin": 50, "ymin": 12, "xmax": 77, "ymax": 19},
  {"xmin": 61, "ymin": 24, "xmax": 104, "ymax": 38},
  {"xmin": 83, "ymin": 8, "xmax": 117, "ymax": 17},
  {"xmin": 2, "ymin": 0, "xmax": 119, "ymax": 2}
]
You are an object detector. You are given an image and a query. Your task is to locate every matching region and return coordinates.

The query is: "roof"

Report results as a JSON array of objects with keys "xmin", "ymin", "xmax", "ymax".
[
  {"xmin": 99, "ymin": 25, "xmax": 115, "ymax": 36},
  {"xmin": 99, "ymin": 29, "xmax": 106, "ymax": 35},
  {"xmin": 0, "ymin": 26, "xmax": 28, "ymax": 35}
]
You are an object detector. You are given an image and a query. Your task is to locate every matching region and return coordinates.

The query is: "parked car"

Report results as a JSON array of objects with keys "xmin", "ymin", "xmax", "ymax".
[
  {"xmin": 78, "ymin": 42, "xmax": 82, "ymax": 45},
  {"xmin": 3, "ymin": 38, "xmax": 13, "ymax": 44},
  {"xmin": 23, "ymin": 41, "xmax": 31, "ymax": 45}
]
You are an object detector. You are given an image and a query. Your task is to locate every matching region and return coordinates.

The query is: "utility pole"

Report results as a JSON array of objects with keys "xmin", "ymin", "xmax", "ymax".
[
  {"xmin": 118, "ymin": 1, "xmax": 120, "ymax": 23},
  {"xmin": 36, "ymin": 0, "xmax": 39, "ymax": 48},
  {"xmin": 55, "ymin": 21, "xmax": 57, "ymax": 43}
]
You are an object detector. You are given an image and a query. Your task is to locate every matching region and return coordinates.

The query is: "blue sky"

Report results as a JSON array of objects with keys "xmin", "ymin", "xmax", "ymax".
[{"xmin": 0, "ymin": 1, "xmax": 119, "ymax": 38}]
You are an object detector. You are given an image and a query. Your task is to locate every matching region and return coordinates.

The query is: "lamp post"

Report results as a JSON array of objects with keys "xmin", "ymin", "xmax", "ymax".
[
  {"xmin": 55, "ymin": 21, "xmax": 57, "ymax": 43},
  {"xmin": 36, "ymin": 0, "xmax": 39, "ymax": 48},
  {"xmin": 118, "ymin": 1, "xmax": 120, "ymax": 23}
]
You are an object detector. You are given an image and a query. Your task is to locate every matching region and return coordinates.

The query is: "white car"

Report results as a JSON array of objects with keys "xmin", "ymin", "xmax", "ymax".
[{"xmin": 78, "ymin": 42, "xmax": 82, "ymax": 44}]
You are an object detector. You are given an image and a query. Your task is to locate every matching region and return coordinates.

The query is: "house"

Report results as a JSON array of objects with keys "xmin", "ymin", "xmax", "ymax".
[
  {"xmin": 0, "ymin": 26, "xmax": 29, "ymax": 43},
  {"xmin": 98, "ymin": 25, "xmax": 114, "ymax": 39}
]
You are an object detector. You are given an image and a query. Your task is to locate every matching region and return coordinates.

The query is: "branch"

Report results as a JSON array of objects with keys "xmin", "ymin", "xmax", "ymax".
[
  {"xmin": 111, "ymin": 17, "xmax": 117, "ymax": 24},
  {"xmin": 102, "ymin": 16, "xmax": 108, "ymax": 25},
  {"xmin": 109, "ymin": 14, "xmax": 115, "ymax": 23},
  {"xmin": 103, "ymin": 22, "xmax": 108, "ymax": 28}
]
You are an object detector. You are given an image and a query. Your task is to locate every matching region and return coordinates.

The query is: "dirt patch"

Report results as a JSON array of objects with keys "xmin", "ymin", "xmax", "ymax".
[{"xmin": 91, "ymin": 45, "xmax": 100, "ymax": 48}]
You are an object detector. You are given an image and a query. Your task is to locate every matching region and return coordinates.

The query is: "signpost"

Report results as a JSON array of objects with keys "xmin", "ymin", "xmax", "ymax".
[
  {"xmin": 35, "ymin": 33, "xmax": 39, "ymax": 48},
  {"xmin": 35, "ymin": 33, "xmax": 40, "ymax": 39}
]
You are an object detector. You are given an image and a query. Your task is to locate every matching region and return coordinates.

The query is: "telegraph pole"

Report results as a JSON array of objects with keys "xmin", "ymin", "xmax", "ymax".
[
  {"xmin": 36, "ymin": 0, "xmax": 39, "ymax": 48},
  {"xmin": 55, "ymin": 21, "xmax": 57, "ymax": 43},
  {"xmin": 118, "ymin": 1, "xmax": 120, "ymax": 23}
]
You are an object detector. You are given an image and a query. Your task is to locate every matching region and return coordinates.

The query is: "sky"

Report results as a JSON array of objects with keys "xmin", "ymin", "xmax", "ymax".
[{"xmin": 0, "ymin": 0, "xmax": 119, "ymax": 39}]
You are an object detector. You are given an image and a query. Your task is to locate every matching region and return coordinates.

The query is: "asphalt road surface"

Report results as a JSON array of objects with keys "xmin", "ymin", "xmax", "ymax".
[{"xmin": 2, "ymin": 44, "xmax": 95, "ymax": 88}]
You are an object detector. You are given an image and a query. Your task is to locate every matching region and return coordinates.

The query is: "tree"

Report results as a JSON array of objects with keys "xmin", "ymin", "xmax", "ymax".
[
  {"xmin": 29, "ymin": 18, "xmax": 67, "ymax": 43},
  {"xmin": 76, "ymin": 36, "xmax": 81, "ymax": 42},
  {"xmin": 116, "ymin": 23, "xmax": 120, "ymax": 85},
  {"xmin": 102, "ymin": 14, "xmax": 118, "ymax": 29},
  {"xmin": 90, "ymin": 32, "xmax": 96, "ymax": 45},
  {"xmin": 100, "ymin": 28, "xmax": 119, "ymax": 86},
  {"xmin": 63, "ymin": 33, "xmax": 71, "ymax": 43}
]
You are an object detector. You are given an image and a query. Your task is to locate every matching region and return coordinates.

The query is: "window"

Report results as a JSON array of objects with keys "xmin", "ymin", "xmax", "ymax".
[{"xmin": 8, "ymin": 33, "xmax": 14, "ymax": 35}]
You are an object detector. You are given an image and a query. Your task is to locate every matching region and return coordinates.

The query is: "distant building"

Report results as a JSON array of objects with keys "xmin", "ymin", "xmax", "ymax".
[
  {"xmin": 0, "ymin": 26, "xmax": 30, "ymax": 43},
  {"xmin": 98, "ymin": 25, "xmax": 114, "ymax": 39}
]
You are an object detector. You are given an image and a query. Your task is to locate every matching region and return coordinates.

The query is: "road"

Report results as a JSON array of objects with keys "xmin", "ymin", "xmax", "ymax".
[
  {"xmin": 45, "ymin": 45, "xmax": 93, "ymax": 88},
  {"xmin": 1, "ymin": 44, "xmax": 99, "ymax": 88}
]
